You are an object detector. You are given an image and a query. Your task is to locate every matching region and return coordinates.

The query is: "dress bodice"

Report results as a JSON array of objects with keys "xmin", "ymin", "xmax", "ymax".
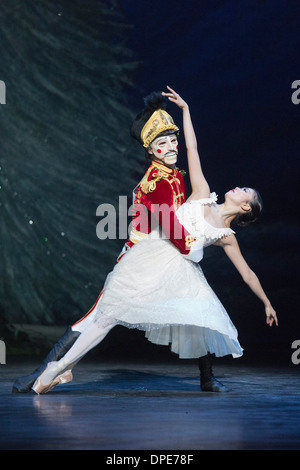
[
  {"xmin": 176, "ymin": 192, "xmax": 235, "ymax": 262},
  {"xmin": 146, "ymin": 192, "xmax": 235, "ymax": 263},
  {"xmin": 176, "ymin": 192, "xmax": 235, "ymax": 248}
]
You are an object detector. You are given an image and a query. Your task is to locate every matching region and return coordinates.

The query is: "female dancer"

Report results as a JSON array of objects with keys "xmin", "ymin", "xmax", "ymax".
[{"xmin": 32, "ymin": 87, "xmax": 278, "ymax": 394}]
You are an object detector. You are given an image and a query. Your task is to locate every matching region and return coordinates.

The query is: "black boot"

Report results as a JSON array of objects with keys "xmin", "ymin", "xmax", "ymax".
[
  {"xmin": 12, "ymin": 326, "xmax": 81, "ymax": 393},
  {"xmin": 198, "ymin": 353, "xmax": 229, "ymax": 392}
]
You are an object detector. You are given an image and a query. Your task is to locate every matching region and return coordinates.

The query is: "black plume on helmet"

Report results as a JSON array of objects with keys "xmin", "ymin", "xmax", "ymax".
[{"xmin": 130, "ymin": 91, "xmax": 168, "ymax": 145}]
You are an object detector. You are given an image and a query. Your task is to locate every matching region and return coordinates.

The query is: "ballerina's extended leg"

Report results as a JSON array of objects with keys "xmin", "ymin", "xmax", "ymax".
[{"xmin": 32, "ymin": 318, "xmax": 115, "ymax": 394}]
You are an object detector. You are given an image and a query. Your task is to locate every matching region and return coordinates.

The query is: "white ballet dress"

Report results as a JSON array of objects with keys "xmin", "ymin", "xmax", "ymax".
[{"xmin": 94, "ymin": 193, "xmax": 243, "ymax": 359}]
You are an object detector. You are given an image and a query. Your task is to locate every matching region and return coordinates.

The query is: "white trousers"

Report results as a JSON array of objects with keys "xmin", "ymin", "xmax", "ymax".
[{"xmin": 65, "ymin": 317, "xmax": 116, "ymax": 367}]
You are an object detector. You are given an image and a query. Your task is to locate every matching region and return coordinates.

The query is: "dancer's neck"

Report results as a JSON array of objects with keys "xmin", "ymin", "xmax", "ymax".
[{"xmin": 217, "ymin": 202, "xmax": 239, "ymax": 228}]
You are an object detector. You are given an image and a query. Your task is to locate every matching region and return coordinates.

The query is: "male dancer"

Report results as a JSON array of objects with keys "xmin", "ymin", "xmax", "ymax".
[{"xmin": 13, "ymin": 91, "xmax": 205, "ymax": 393}]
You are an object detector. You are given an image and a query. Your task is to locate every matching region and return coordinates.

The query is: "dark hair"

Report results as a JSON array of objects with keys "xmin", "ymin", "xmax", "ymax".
[
  {"xmin": 234, "ymin": 189, "xmax": 263, "ymax": 227},
  {"xmin": 145, "ymin": 148, "xmax": 153, "ymax": 163}
]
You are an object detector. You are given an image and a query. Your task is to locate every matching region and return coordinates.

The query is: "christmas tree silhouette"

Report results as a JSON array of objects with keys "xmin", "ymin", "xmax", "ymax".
[{"xmin": 0, "ymin": 0, "xmax": 141, "ymax": 331}]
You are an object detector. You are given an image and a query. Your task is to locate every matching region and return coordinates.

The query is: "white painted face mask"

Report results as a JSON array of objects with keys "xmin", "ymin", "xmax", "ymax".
[{"xmin": 149, "ymin": 134, "xmax": 178, "ymax": 164}]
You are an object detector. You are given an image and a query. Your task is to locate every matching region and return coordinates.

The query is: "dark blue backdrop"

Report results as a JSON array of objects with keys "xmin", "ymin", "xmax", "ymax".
[{"xmin": 0, "ymin": 0, "xmax": 299, "ymax": 359}]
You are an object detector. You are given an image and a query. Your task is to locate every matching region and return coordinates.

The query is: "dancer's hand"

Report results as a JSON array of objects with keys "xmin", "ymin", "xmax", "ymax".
[
  {"xmin": 162, "ymin": 86, "xmax": 188, "ymax": 109},
  {"xmin": 265, "ymin": 304, "xmax": 278, "ymax": 327}
]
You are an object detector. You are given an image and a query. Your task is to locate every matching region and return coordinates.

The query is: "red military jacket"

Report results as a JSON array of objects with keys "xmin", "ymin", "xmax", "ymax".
[
  {"xmin": 117, "ymin": 159, "xmax": 194, "ymax": 261},
  {"xmin": 72, "ymin": 159, "xmax": 195, "ymax": 329}
]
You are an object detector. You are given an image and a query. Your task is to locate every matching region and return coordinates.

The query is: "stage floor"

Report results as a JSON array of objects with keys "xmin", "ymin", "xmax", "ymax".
[{"xmin": 1, "ymin": 358, "xmax": 300, "ymax": 450}]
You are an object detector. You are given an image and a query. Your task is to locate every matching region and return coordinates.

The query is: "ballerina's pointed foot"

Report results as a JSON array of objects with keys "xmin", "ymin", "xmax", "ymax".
[{"xmin": 32, "ymin": 362, "xmax": 73, "ymax": 395}]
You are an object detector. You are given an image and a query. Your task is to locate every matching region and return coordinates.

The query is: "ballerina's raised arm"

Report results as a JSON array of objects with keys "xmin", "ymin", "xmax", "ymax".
[
  {"xmin": 162, "ymin": 86, "xmax": 210, "ymax": 200},
  {"xmin": 162, "ymin": 86, "xmax": 210, "ymax": 199}
]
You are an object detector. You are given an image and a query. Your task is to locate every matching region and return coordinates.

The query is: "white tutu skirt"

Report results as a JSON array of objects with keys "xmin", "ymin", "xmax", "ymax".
[{"xmin": 94, "ymin": 238, "xmax": 243, "ymax": 359}]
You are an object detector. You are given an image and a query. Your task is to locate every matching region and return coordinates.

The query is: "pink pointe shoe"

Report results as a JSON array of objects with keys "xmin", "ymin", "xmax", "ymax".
[{"xmin": 32, "ymin": 362, "xmax": 73, "ymax": 395}]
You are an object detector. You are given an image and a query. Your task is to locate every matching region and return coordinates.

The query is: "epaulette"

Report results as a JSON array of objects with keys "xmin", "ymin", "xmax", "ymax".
[{"xmin": 139, "ymin": 166, "xmax": 170, "ymax": 195}]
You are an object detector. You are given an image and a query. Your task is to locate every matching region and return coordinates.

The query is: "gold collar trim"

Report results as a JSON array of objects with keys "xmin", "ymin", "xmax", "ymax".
[{"xmin": 151, "ymin": 160, "xmax": 174, "ymax": 174}]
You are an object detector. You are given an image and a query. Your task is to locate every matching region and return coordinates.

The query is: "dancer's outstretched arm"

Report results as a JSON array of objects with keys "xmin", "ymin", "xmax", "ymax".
[
  {"xmin": 162, "ymin": 86, "xmax": 210, "ymax": 199},
  {"xmin": 216, "ymin": 234, "xmax": 278, "ymax": 327}
]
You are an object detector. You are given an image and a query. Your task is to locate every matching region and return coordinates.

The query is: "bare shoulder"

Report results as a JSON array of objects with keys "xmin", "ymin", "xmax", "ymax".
[{"xmin": 214, "ymin": 233, "xmax": 237, "ymax": 247}]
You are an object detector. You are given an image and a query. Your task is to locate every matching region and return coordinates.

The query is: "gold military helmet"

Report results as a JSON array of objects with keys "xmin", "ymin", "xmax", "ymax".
[{"xmin": 130, "ymin": 91, "xmax": 179, "ymax": 148}]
